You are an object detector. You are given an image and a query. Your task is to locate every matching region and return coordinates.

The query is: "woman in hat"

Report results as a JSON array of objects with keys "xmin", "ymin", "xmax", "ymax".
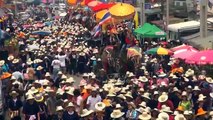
[
  {"xmin": 34, "ymin": 94, "xmax": 48, "ymax": 120},
  {"xmin": 110, "ymin": 109, "xmax": 125, "ymax": 120},
  {"xmin": 55, "ymin": 106, "xmax": 64, "ymax": 120},
  {"xmin": 8, "ymin": 91, "xmax": 23, "ymax": 120},
  {"xmin": 22, "ymin": 95, "xmax": 40, "ymax": 120},
  {"xmin": 126, "ymin": 102, "xmax": 138, "ymax": 119},
  {"xmin": 178, "ymin": 91, "xmax": 192, "ymax": 111}
]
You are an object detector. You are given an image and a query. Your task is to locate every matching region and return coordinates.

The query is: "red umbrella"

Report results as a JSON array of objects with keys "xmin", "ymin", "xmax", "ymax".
[
  {"xmin": 185, "ymin": 50, "xmax": 213, "ymax": 65},
  {"xmin": 171, "ymin": 44, "xmax": 193, "ymax": 51},
  {"xmin": 92, "ymin": 3, "xmax": 115, "ymax": 12},
  {"xmin": 88, "ymin": 1, "xmax": 102, "ymax": 8}
]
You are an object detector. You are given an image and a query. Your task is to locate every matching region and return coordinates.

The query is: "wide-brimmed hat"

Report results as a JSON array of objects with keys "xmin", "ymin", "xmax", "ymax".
[
  {"xmin": 95, "ymin": 102, "xmax": 106, "ymax": 111},
  {"xmin": 29, "ymin": 87, "xmax": 38, "ymax": 94},
  {"xmin": 175, "ymin": 114, "xmax": 186, "ymax": 120},
  {"xmin": 158, "ymin": 93, "xmax": 168, "ymax": 103},
  {"xmin": 128, "ymin": 72, "xmax": 135, "ymax": 77},
  {"xmin": 12, "ymin": 59, "xmax": 19, "ymax": 64},
  {"xmin": 196, "ymin": 108, "xmax": 207, "ymax": 116},
  {"xmin": 139, "ymin": 101, "xmax": 147, "ymax": 108},
  {"xmin": 36, "ymin": 66, "xmax": 43, "ymax": 71},
  {"xmin": 183, "ymin": 110, "xmax": 192, "ymax": 115},
  {"xmin": 181, "ymin": 91, "xmax": 187, "ymax": 96},
  {"xmin": 139, "ymin": 76, "xmax": 148, "ymax": 82},
  {"xmin": 66, "ymin": 77, "xmax": 74, "ymax": 83},
  {"xmin": 45, "ymin": 72, "xmax": 51, "ymax": 77},
  {"xmin": 34, "ymin": 94, "xmax": 44, "ymax": 102},
  {"xmin": 26, "ymin": 94, "xmax": 34, "ymax": 100},
  {"xmin": 56, "ymin": 106, "xmax": 63, "ymax": 112},
  {"xmin": 158, "ymin": 112, "xmax": 169, "ymax": 120},
  {"xmin": 160, "ymin": 105, "xmax": 173, "ymax": 113},
  {"xmin": 90, "ymin": 56, "xmax": 96, "ymax": 60},
  {"xmin": 0, "ymin": 60, "xmax": 5, "ymax": 66},
  {"xmin": 8, "ymin": 55, "xmax": 14, "ymax": 61},
  {"xmin": 110, "ymin": 109, "xmax": 125, "ymax": 119},
  {"xmin": 10, "ymin": 76, "xmax": 16, "ymax": 80},
  {"xmin": 193, "ymin": 86, "xmax": 201, "ymax": 91},
  {"xmin": 158, "ymin": 72, "xmax": 167, "ymax": 77},
  {"xmin": 9, "ymin": 91, "xmax": 19, "ymax": 96},
  {"xmin": 206, "ymin": 77, "xmax": 213, "ymax": 83},
  {"xmin": 125, "ymin": 91, "xmax": 133, "ymax": 99},
  {"xmin": 117, "ymin": 94, "xmax": 126, "ymax": 100},
  {"xmin": 58, "ymin": 71, "xmax": 63, "ymax": 75},
  {"xmin": 66, "ymin": 102, "xmax": 74, "ymax": 108},
  {"xmin": 185, "ymin": 69, "xmax": 194, "ymax": 77},
  {"xmin": 115, "ymin": 79, "xmax": 124, "ymax": 86},
  {"xmin": 44, "ymin": 86, "xmax": 54, "ymax": 93},
  {"xmin": 139, "ymin": 112, "xmax": 151, "ymax": 120},
  {"xmin": 210, "ymin": 92, "xmax": 213, "ymax": 98},
  {"xmin": 80, "ymin": 109, "xmax": 94, "ymax": 117},
  {"xmin": 142, "ymin": 92, "xmax": 150, "ymax": 99}
]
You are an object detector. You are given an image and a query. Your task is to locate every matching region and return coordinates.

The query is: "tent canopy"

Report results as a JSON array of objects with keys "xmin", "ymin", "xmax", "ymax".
[{"xmin": 134, "ymin": 23, "xmax": 166, "ymax": 38}]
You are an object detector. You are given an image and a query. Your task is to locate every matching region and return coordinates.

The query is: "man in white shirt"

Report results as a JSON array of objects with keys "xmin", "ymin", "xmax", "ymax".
[
  {"xmin": 57, "ymin": 52, "xmax": 67, "ymax": 73},
  {"xmin": 86, "ymin": 88, "xmax": 102, "ymax": 110},
  {"xmin": 51, "ymin": 57, "xmax": 61, "ymax": 80}
]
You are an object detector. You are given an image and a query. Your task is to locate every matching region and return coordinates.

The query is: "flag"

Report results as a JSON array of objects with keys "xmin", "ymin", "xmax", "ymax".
[
  {"xmin": 98, "ymin": 12, "xmax": 111, "ymax": 25},
  {"xmin": 91, "ymin": 25, "xmax": 101, "ymax": 37}
]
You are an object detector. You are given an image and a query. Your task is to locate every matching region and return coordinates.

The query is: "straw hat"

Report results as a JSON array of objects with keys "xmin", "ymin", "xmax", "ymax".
[
  {"xmin": 181, "ymin": 91, "xmax": 187, "ymax": 96},
  {"xmin": 9, "ymin": 91, "xmax": 19, "ymax": 96},
  {"xmin": 29, "ymin": 87, "xmax": 38, "ymax": 94},
  {"xmin": 210, "ymin": 92, "xmax": 213, "ymax": 98},
  {"xmin": 12, "ymin": 59, "xmax": 19, "ymax": 64},
  {"xmin": 66, "ymin": 102, "xmax": 74, "ymax": 108},
  {"xmin": 95, "ymin": 102, "xmax": 106, "ymax": 111},
  {"xmin": 138, "ymin": 112, "xmax": 151, "ymax": 120},
  {"xmin": 196, "ymin": 108, "xmax": 207, "ymax": 116},
  {"xmin": 115, "ymin": 79, "xmax": 124, "ymax": 86},
  {"xmin": 34, "ymin": 94, "xmax": 44, "ymax": 102},
  {"xmin": 193, "ymin": 86, "xmax": 201, "ymax": 91},
  {"xmin": 125, "ymin": 91, "xmax": 133, "ymax": 99},
  {"xmin": 174, "ymin": 114, "xmax": 186, "ymax": 120},
  {"xmin": 44, "ymin": 86, "xmax": 54, "ymax": 93},
  {"xmin": 183, "ymin": 110, "xmax": 192, "ymax": 115},
  {"xmin": 10, "ymin": 76, "xmax": 16, "ymax": 80},
  {"xmin": 206, "ymin": 77, "xmax": 213, "ymax": 83},
  {"xmin": 128, "ymin": 72, "xmax": 135, "ymax": 77},
  {"xmin": 139, "ymin": 76, "xmax": 148, "ymax": 82},
  {"xmin": 158, "ymin": 72, "xmax": 167, "ymax": 77},
  {"xmin": 160, "ymin": 105, "xmax": 173, "ymax": 113},
  {"xmin": 56, "ymin": 88, "xmax": 64, "ymax": 95},
  {"xmin": 66, "ymin": 77, "xmax": 74, "ymax": 83},
  {"xmin": 110, "ymin": 109, "xmax": 125, "ymax": 119},
  {"xmin": 36, "ymin": 66, "xmax": 43, "ymax": 71},
  {"xmin": 142, "ymin": 92, "xmax": 150, "ymax": 99},
  {"xmin": 66, "ymin": 88, "xmax": 74, "ymax": 96},
  {"xmin": 56, "ymin": 106, "xmax": 63, "ymax": 112},
  {"xmin": 58, "ymin": 71, "xmax": 63, "ymax": 75},
  {"xmin": 115, "ymin": 104, "xmax": 122, "ymax": 109},
  {"xmin": 8, "ymin": 55, "xmax": 14, "ymax": 61},
  {"xmin": 80, "ymin": 109, "xmax": 94, "ymax": 117},
  {"xmin": 26, "ymin": 94, "xmax": 34, "ymax": 100},
  {"xmin": 61, "ymin": 74, "xmax": 67, "ymax": 80},
  {"xmin": 0, "ymin": 60, "xmax": 5, "ymax": 66},
  {"xmin": 158, "ymin": 93, "xmax": 168, "ymax": 103},
  {"xmin": 45, "ymin": 72, "xmax": 51, "ymax": 77},
  {"xmin": 139, "ymin": 101, "xmax": 147, "ymax": 108},
  {"xmin": 185, "ymin": 69, "xmax": 194, "ymax": 77},
  {"xmin": 199, "ymin": 94, "xmax": 206, "ymax": 99},
  {"xmin": 117, "ymin": 94, "xmax": 126, "ymax": 100},
  {"xmin": 158, "ymin": 112, "xmax": 169, "ymax": 120}
]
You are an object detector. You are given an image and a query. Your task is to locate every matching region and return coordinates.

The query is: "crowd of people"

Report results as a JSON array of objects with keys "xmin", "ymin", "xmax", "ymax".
[{"xmin": 0, "ymin": 4, "xmax": 212, "ymax": 120}]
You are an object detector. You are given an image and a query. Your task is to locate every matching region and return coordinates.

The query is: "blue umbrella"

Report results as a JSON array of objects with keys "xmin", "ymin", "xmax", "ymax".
[
  {"xmin": 44, "ymin": 21, "xmax": 53, "ymax": 26},
  {"xmin": 31, "ymin": 31, "xmax": 51, "ymax": 36}
]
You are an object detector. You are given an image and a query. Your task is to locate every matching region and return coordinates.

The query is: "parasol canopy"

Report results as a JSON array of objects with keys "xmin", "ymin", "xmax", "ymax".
[
  {"xmin": 92, "ymin": 3, "xmax": 115, "ymax": 12},
  {"xmin": 67, "ymin": 0, "xmax": 77, "ymax": 5},
  {"xmin": 171, "ymin": 44, "xmax": 194, "ymax": 51},
  {"xmin": 108, "ymin": 2, "xmax": 135, "ymax": 19},
  {"xmin": 95, "ymin": 10, "xmax": 122, "ymax": 25},
  {"xmin": 127, "ymin": 47, "xmax": 142, "ymax": 58},
  {"xmin": 173, "ymin": 47, "xmax": 199, "ymax": 59},
  {"xmin": 146, "ymin": 46, "xmax": 173, "ymax": 55},
  {"xmin": 88, "ymin": 1, "xmax": 102, "ymax": 8},
  {"xmin": 185, "ymin": 50, "xmax": 213, "ymax": 65}
]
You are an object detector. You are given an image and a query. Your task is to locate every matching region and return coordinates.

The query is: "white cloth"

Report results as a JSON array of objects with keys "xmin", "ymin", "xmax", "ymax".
[
  {"xmin": 51, "ymin": 59, "xmax": 61, "ymax": 69},
  {"xmin": 57, "ymin": 55, "xmax": 67, "ymax": 67},
  {"xmin": 86, "ymin": 95, "xmax": 102, "ymax": 110}
]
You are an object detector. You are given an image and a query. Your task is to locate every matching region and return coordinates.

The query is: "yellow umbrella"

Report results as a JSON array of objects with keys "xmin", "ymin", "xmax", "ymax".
[
  {"xmin": 109, "ymin": 2, "xmax": 135, "ymax": 19},
  {"xmin": 96, "ymin": 10, "xmax": 122, "ymax": 25}
]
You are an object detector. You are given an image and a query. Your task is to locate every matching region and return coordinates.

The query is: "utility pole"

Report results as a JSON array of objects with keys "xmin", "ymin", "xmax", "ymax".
[
  {"xmin": 166, "ymin": 0, "xmax": 169, "ymax": 40},
  {"xmin": 200, "ymin": 0, "xmax": 208, "ymax": 38},
  {"xmin": 141, "ymin": 0, "xmax": 145, "ymax": 25}
]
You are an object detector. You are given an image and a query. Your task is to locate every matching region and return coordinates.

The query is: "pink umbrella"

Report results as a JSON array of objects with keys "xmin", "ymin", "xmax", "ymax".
[
  {"xmin": 173, "ymin": 47, "xmax": 199, "ymax": 59},
  {"xmin": 171, "ymin": 44, "xmax": 193, "ymax": 51},
  {"xmin": 42, "ymin": 0, "xmax": 53, "ymax": 3},
  {"xmin": 185, "ymin": 50, "xmax": 213, "ymax": 65}
]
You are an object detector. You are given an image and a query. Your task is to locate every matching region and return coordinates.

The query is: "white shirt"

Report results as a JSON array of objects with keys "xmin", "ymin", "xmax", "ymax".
[
  {"xmin": 51, "ymin": 59, "xmax": 61, "ymax": 69},
  {"xmin": 57, "ymin": 55, "xmax": 67, "ymax": 67},
  {"xmin": 86, "ymin": 95, "xmax": 102, "ymax": 110}
]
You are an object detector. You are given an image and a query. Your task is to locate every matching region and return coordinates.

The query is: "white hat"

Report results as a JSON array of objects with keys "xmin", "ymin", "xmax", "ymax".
[
  {"xmin": 139, "ymin": 76, "xmax": 148, "ymax": 82},
  {"xmin": 206, "ymin": 77, "xmax": 213, "ymax": 83},
  {"xmin": 173, "ymin": 87, "xmax": 179, "ymax": 92},
  {"xmin": 115, "ymin": 79, "xmax": 124, "ymax": 86},
  {"xmin": 8, "ymin": 55, "xmax": 14, "ymax": 61},
  {"xmin": 115, "ymin": 104, "xmax": 122, "ymax": 109},
  {"xmin": 142, "ymin": 92, "xmax": 150, "ymax": 99},
  {"xmin": 193, "ymin": 86, "xmax": 201, "ymax": 91},
  {"xmin": 66, "ymin": 87, "xmax": 75, "ymax": 96},
  {"xmin": 158, "ymin": 93, "xmax": 168, "ymax": 103},
  {"xmin": 125, "ymin": 91, "xmax": 133, "ymax": 99},
  {"xmin": 66, "ymin": 77, "xmax": 74, "ymax": 83},
  {"xmin": 198, "ymin": 94, "xmax": 206, "ymax": 99},
  {"xmin": 138, "ymin": 112, "xmax": 151, "ymax": 120},
  {"xmin": 117, "ymin": 94, "xmax": 126, "ymax": 100},
  {"xmin": 80, "ymin": 109, "xmax": 94, "ymax": 117},
  {"xmin": 66, "ymin": 102, "xmax": 74, "ymax": 108},
  {"xmin": 95, "ymin": 102, "xmax": 106, "ymax": 111},
  {"xmin": 139, "ymin": 101, "xmax": 147, "ymax": 108},
  {"xmin": 10, "ymin": 76, "xmax": 16, "ymax": 80},
  {"xmin": 210, "ymin": 92, "xmax": 213, "ymax": 98},
  {"xmin": 90, "ymin": 56, "xmax": 96, "ymax": 60},
  {"xmin": 0, "ymin": 60, "xmax": 5, "ymax": 66},
  {"xmin": 29, "ymin": 87, "xmax": 38, "ymax": 94},
  {"xmin": 154, "ymin": 91, "xmax": 159, "ymax": 95},
  {"xmin": 56, "ymin": 106, "xmax": 63, "ymax": 112},
  {"xmin": 158, "ymin": 72, "xmax": 167, "ymax": 77},
  {"xmin": 158, "ymin": 112, "xmax": 169, "ymax": 120},
  {"xmin": 128, "ymin": 72, "xmax": 135, "ymax": 77},
  {"xmin": 58, "ymin": 71, "xmax": 63, "ymax": 75},
  {"xmin": 61, "ymin": 74, "xmax": 67, "ymax": 79},
  {"xmin": 12, "ymin": 80, "xmax": 21, "ymax": 85},
  {"xmin": 110, "ymin": 109, "xmax": 125, "ymax": 118},
  {"xmin": 26, "ymin": 94, "xmax": 34, "ymax": 100},
  {"xmin": 183, "ymin": 110, "xmax": 192, "ymax": 115},
  {"xmin": 36, "ymin": 66, "xmax": 43, "ymax": 71},
  {"xmin": 45, "ymin": 72, "xmax": 51, "ymax": 77},
  {"xmin": 174, "ymin": 114, "xmax": 186, "ymax": 120},
  {"xmin": 181, "ymin": 91, "xmax": 187, "ymax": 96},
  {"xmin": 56, "ymin": 88, "xmax": 64, "ymax": 95},
  {"xmin": 160, "ymin": 105, "xmax": 173, "ymax": 113}
]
